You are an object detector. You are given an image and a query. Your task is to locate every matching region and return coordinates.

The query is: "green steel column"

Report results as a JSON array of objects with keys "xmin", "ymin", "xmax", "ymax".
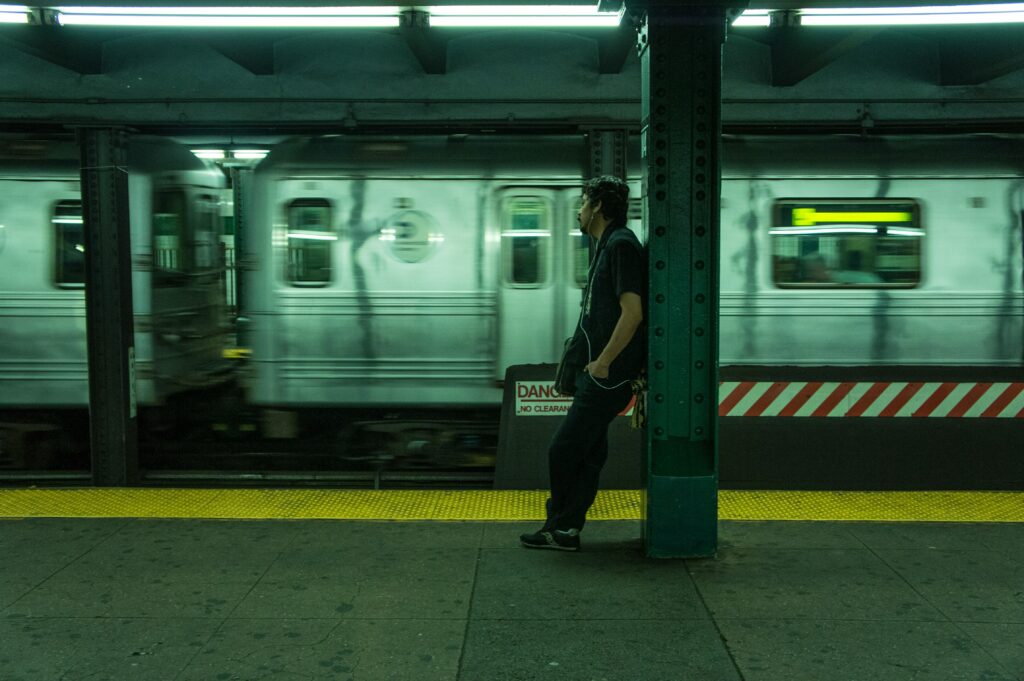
[
  {"xmin": 634, "ymin": 3, "xmax": 743, "ymax": 558},
  {"xmin": 79, "ymin": 128, "xmax": 138, "ymax": 485}
]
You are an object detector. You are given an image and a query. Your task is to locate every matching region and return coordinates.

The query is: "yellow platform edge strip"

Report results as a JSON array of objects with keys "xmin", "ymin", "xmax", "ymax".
[{"xmin": 0, "ymin": 489, "xmax": 1022, "ymax": 523}]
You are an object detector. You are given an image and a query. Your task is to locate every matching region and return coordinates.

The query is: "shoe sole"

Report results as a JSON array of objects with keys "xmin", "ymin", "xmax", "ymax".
[{"xmin": 520, "ymin": 540, "xmax": 579, "ymax": 552}]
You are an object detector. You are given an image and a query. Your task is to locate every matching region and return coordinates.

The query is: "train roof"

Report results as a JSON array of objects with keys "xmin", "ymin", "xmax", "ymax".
[
  {"xmin": 722, "ymin": 134, "xmax": 1024, "ymax": 178},
  {"xmin": 257, "ymin": 135, "xmax": 589, "ymax": 178},
  {"xmin": 0, "ymin": 136, "xmax": 224, "ymax": 184},
  {"xmin": 258, "ymin": 133, "xmax": 1024, "ymax": 180}
]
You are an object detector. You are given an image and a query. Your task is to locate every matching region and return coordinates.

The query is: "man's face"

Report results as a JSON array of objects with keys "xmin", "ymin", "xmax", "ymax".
[{"xmin": 577, "ymin": 194, "xmax": 597, "ymax": 235}]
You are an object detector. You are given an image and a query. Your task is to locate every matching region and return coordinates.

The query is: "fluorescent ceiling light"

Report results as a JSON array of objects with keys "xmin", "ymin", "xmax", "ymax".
[
  {"xmin": 53, "ymin": 217, "xmax": 85, "ymax": 224},
  {"xmin": 731, "ymin": 9, "xmax": 771, "ymax": 27},
  {"xmin": 231, "ymin": 150, "xmax": 269, "ymax": 160},
  {"xmin": 59, "ymin": 5, "xmax": 399, "ymax": 15},
  {"xmin": 57, "ymin": 6, "xmax": 400, "ymax": 27},
  {"xmin": 886, "ymin": 227, "xmax": 925, "ymax": 236},
  {"xmin": 429, "ymin": 5, "xmax": 612, "ymax": 16},
  {"xmin": 801, "ymin": 3, "xmax": 1024, "ymax": 25},
  {"xmin": 428, "ymin": 4, "xmax": 621, "ymax": 27},
  {"xmin": 0, "ymin": 4, "xmax": 27, "ymax": 23},
  {"xmin": 430, "ymin": 15, "xmax": 620, "ymax": 27},
  {"xmin": 192, "ymin": 149, "xmax": 225, "ymax": 160}
]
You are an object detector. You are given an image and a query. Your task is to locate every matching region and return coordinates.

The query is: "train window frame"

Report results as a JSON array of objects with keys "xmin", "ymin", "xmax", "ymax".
[
  {"xmin": 191, "ymin": 194, "xmax": 222, "ymax": 275},
  {"xmin": 501, "ymin": 195, "xmax": 552, "ymax": 289},
  {"xmin": 286, "ymin": 198, "xmax": 335, "ymax": 287},
  {"xmin": 153, "ymin": 190, "xmax": 188, "ymax": 279},
  {"xmin": 771, "ymin": 198, "xmax": 924, "ymax": 289},
  {"xmin": 53, "ymin": 199, "xmax": 85, "ymax": 289},
  {"xmin": 570, "ymin": 195, "xmax": 589, "ymax": 288}
]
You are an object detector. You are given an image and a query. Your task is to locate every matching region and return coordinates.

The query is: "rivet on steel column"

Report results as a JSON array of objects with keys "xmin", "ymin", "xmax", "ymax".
[{"xmin": 625, "ymin": 0, "xmax": 748, "ymax": 558}]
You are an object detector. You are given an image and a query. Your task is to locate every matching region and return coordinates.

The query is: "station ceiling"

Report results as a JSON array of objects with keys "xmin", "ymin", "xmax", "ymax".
[{"xmin": 1, "ymin": 1, "xmax": 1022, "ymax": 133}]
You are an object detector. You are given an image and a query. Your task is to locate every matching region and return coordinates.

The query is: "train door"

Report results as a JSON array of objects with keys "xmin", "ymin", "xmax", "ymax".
[
  {"xmin": 560, "ymin": 191, "xmax": 590, "ymax": 342},
  {"xmin": 495, "ymin": 188, "xmax": 561, "ymax": 377},
  {"xmin": 150, "ymin": 188, "xmax": 225, "ymax": 399}
]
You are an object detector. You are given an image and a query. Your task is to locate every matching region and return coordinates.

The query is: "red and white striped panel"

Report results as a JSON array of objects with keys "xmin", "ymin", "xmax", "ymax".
[{"xmin": 718, "ymin": 382, "xmax": 1024, "ymax": 418}]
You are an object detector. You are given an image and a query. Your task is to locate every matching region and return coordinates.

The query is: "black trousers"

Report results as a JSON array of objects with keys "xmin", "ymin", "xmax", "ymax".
[{"xmin": 545, "ymin": 370, "xmax": 634, "ymax": 532}]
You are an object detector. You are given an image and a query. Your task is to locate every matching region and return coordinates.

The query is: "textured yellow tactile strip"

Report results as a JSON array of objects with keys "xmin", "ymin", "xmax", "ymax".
[
  {"xmin": 721, "ymin": 490, "xmax": 1024, "ymax": 522},
  {"xmin": 0, "ymin": 488, "xmax": 1021, "ymax": 522}
]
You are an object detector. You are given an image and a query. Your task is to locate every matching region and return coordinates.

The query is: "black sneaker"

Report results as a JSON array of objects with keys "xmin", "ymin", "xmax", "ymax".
[{"xmin": 519, "ymin": 528, "xmax": 580, "ymax": 552}]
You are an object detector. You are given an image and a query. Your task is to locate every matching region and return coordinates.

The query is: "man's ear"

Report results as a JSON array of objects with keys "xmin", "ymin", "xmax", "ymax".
[{"xmin": 592, "ymin": 199, "xmax": 602, "ymax": 217}]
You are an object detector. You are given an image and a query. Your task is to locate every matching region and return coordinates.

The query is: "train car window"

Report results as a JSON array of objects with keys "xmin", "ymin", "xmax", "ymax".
[
  {"xmin": 192, "ymin": 195, "xmax": 220, "ymax": 273},
  {"xmin": 287, "ymin": 198, "xmax": 333, "ymax": 286},
  {"xmin": 154, "ymin": 191, "xmax": 187, "ymax": 275},
  {"xmin": 571, "ymin": 197, "xmax": 589, "ymax": 287},
  {"xmin": 502, "ymin": 196, "xmax": 551, "ymax": 287},
  {"xmin": 771, "ymin": 199, "xmax": 922, "ymax": 288},
  {"xmin": 53, "ymin": 200, "xmax": 85, "ymax": 287}
]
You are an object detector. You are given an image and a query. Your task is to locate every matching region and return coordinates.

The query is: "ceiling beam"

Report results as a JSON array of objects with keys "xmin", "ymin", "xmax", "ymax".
[
  {"xmin": 595, "ymin": 19, "xmax": 637, "ymax": 74},
  {"xmin": 400, "ymin": 10, "xmax": 448, "ymax": 74},
  {"xmin": 206, "ymin": 35, "xmax": 276, "ymax": 75},
  {"xmin": 0, "ymin": 25, "xmax": 102, "ymax": 73},
  {"xmin": 769, "ymin": 24, "xmax": 881, "ymax": 87},
  {"xmin": 938, "ymin": 26, "xmax": 1024, "ymax": 86}
]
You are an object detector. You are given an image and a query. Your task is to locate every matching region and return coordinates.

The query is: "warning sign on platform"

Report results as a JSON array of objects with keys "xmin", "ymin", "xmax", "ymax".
[
  {"xmin": 514, "ymin": 380, "xmax": 636, "ymax": 417},
  {"xmin": 515, "ymin": 381, "xmax": 572, "ymax": 416}
]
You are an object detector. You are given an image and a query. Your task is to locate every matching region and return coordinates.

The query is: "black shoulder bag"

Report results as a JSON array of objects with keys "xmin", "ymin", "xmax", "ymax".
[{"xmin": 554, "ymin": 334, "xmax": 586, "ymax": 396}]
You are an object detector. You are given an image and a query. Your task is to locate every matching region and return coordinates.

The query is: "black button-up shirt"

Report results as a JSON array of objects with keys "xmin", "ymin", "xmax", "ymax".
[{"xmin": 578, "ymin": 225, "xmax": 646, "ymax": 385}]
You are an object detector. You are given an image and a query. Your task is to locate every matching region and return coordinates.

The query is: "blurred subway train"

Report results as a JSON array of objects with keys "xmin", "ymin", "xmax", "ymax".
[
  {"xmin": 241, "ymin": 132, "xmax": 1023, "ymax": 485},
  {"xmin": 245, "ymin": 133, "xmax": 1023, "ymax": 408},
  {"xmin": 1, "ymin": 132, "xmax": 1021, "ymax": 482},
  {"xmin": 0, "ymin": 136, "xmax": 231, "ymax": 467}
]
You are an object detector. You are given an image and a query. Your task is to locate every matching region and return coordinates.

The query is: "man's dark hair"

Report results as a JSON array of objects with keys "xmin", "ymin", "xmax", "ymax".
[{"xmin": 582, "ymin": 175, "xmax": 629, "ymax": 229}]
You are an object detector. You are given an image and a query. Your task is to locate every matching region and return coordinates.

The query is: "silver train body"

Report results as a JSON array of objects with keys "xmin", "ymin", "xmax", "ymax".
[
  {"xmin": 246, "ymin": 134, "xmax": 1024, "ymax": 408},
  {"xmin": 0, "ymin": 137, "xmax": 229, "ymax": 408}
]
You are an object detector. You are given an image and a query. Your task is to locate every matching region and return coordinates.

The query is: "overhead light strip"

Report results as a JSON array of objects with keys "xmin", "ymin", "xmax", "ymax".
[
  {"xmin": 430, "ymin": 15, "xmax": 621, "ymax": 27},
  {"xmin": 803, "ymin": 3, "xmax": 1024, "ymax": 15},
  {"xmin": 427, "ymin": 5, "xmax": 621, "ymax": 28},
  {"xmin": 429, "ymin": 5, "xmax": 612, "ymax": 16},
  {"xmin": 0, "ymin": 3, "xmax": 28, "ymax": 23},
  {"xmin": 59, "ymin": 5, "xmax": 400, "ymax": 15},
  {"xmin": 732, "ymin": 4, "xmax": 1024, "ymax": 27},
  {"xmin": 800, "ymin": 10, "xmax": 1024, "ymax": 25},
  {"xmin": 57, "ymin": 5, "xmax": 400, "ymax": 27},
  {"xmin": 45, "ymin": 4, "xmax": 1024, "ymax": 30},
  {"xmin": 60, "ymin": 15, "xmax": 399, "ymax": 26},
  {"xmin": 732, "ymin": 9, "xmax": 771, "ymax": 27}
]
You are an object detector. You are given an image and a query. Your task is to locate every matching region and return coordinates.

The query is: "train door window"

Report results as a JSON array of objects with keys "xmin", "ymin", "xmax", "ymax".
[
  {"xmin": 627, "ymin": 197, "xmax": 645, "ymax": 243},
  {"xmin": 192, "ymin": 195, "xmax": 220, "ymax": 273},
  {"xmin": 571, "ymin": 196, "xmax": 589, "ymax": 287},
  {"xmin": 502, "ymin": 196, "xmax": 551, "ymax": 287},
  {"xmin": 154, "ymin": 191, "xmax": 187, "ymax": 275},
  {"xmin": 287, "ymin": 198, "xmax": 333, "ymax": 286},
  {"xmin": 771, "ymin": 199, "xmax": 922, "ymax": 288},
  {"xmin": 53, "ymin": 200, "xmax": 84, "ymax": 287}
]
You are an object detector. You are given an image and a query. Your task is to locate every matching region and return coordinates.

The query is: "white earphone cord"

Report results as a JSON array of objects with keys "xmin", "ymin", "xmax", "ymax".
[{"xmin": 577, "ymin": 226, "xmax": 632, "ymax": 392}]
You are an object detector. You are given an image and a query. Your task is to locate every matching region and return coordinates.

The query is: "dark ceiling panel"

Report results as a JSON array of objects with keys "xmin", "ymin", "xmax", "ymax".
[
  {"xmin": 206, "ymin": 35, "xmax": 277, "ymax": 75},
  {"xmin": 768, "ymin": 26, "xmax": 882, "ymax": 87},
  {"xmin": 596, "ymin": 20, "xmax": 636, "ymax": 74},
  {"xmin": 938, "ymin": 26, "xmax": 1024, "ymax": 86},
  {"xmin": 0, "ymin": 25, "xmax": 102, "ymax": 74},
  {"xmin": 399, "ymin": 10, "xmax": 448, "ymax": 74}
]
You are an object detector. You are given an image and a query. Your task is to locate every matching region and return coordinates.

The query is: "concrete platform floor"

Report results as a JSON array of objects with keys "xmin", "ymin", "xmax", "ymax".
[{"xmin": 1, "ymin": 518, "xmax": 1023, "ymax": 680}]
